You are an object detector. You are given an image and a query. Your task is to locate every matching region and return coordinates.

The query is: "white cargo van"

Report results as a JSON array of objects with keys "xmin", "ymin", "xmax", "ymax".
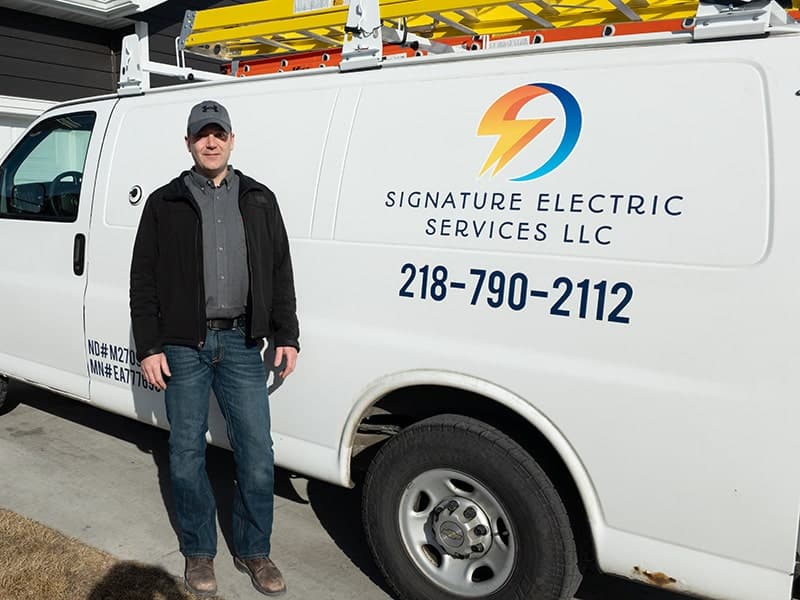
[{"xmin": 1, "ymin": 0, "xmax": 799, "ymax": 598}]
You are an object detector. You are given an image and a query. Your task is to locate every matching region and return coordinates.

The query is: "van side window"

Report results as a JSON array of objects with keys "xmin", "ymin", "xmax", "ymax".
[{"xmin": 0, "ymin": 112, "xmax": 96, "ymax": 222}]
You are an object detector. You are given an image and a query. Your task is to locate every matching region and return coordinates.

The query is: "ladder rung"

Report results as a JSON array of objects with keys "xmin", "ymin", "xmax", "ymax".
[
  {"xmin": 608, "ymin": 0, "xmax": 643, "ymax": 21},
  {"xmin": 508, "ymin": 3, "xmax": 553, "ymax": 29},
  {"xmin": 254, "ymin": 36, "xmax": 296, "ymax": 50},
  {"xmin": 298, "ymin": 29, "xmax": 341, "ymax": 44},
  {"xmin": 430, "ymin": 11, "xmax": 479, "ymax": 34}
]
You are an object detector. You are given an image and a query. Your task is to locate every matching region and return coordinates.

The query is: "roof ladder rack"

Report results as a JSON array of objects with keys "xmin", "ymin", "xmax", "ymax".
[
  {"xmin": 177, "ymin": 0, "xmax": 705, "ymax": 62},
  {"xmin": 118, "ymin": 22, "xmax": 232, "ymax": 94},
  {"xmin": 117, "ymin": 0, "xmax": 799, "ymax": 90},
  {"xmin": 694, "ymin": 0, "xmax": 796, "ymax": 40},
  {"xmin": 188, "ymin": 0, "xmax": 799, "ymax": 75}
]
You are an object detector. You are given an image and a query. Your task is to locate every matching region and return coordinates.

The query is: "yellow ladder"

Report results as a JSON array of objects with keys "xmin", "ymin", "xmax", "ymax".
[{"xmin": 181, "ymin": 0, "xmax": 703, "ymax": 60}]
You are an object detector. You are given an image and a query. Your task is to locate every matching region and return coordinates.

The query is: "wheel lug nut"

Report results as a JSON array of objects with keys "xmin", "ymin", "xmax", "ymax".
[
  {"xmin": 471, "ymin": 543, "xmax": 484, "ymax": 553},
  {"xmin": 463, "ymin": 507, "xmax": 477, "ymax": 520},
  {"xmin": 474, "ymin": 524, "xmax": 488, "ymax": 536},
  {"xmin": 447, "ymin": 500, "xmax": 459, "ymax": 513}
]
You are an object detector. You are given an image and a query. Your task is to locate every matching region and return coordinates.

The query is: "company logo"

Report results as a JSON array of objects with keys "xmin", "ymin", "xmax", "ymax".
[
  {"xmin": 439, "ymin": 522, "xmax": 465, "ymax": 547},
  {"xmin": 478, "ymin": 83, "xmax": 582, "ymax": 182}
]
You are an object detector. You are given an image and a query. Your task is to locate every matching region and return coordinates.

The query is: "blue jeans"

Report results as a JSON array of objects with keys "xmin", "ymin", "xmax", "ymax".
[{"xmin": 163, "ymin": 328, "xmax": 273, "ymax": 559}]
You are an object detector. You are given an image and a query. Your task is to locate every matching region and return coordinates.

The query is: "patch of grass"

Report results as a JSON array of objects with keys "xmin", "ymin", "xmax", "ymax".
[{"xmin": 0, "ymin": 509, "xmax": 222, "ymax": 600}]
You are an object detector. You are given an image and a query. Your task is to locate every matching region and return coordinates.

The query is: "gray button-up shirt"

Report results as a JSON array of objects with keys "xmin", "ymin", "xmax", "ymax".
[{"xmin": 185, "ymin": 167, "xmax": 248, "ymax": 319}]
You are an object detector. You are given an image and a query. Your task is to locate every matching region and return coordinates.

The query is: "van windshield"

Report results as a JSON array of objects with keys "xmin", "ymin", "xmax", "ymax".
[{"xmin": 0, "ymin": 112, "xmax": 96, "ymax": 222}]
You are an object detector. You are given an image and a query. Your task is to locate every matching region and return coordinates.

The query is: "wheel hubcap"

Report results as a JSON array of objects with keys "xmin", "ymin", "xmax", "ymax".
[
  {"xmin": 431, "ymin": 497, "xmax": 492, "ymax": 559},
  {"xmin": 398, "ymin": 468, "xmax": 516, "ymax": 597}
]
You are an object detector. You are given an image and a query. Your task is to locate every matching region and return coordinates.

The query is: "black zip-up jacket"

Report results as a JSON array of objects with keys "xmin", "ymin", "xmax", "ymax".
[{"xmin": 130, "ymin": 169, "xmax": 300, "ymax": 358}]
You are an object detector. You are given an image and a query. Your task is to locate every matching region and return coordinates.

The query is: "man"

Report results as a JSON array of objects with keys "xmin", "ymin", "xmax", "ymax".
[{"xmin": 130, "ymin": 99, "xmax": 299, "ymax": 597}]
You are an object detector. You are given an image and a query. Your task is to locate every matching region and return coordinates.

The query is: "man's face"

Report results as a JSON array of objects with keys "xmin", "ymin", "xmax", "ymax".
[{"xmin": 185, "ymin": 124, "xmax": 235, "ymax": 177}]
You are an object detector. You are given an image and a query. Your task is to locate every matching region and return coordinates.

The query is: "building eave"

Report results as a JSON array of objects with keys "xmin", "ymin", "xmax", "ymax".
[
  {"xmin": 0, "ymin": 95, "xmax": 57, "ymax": 118},
  {"xmin": 0, "ymin": 0, "xmax": 170, "ymax": 28}
]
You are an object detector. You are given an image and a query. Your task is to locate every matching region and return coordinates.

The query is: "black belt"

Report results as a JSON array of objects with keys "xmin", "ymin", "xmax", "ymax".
[{"xmin": 206, "ymin": 316, "xmax": 246, "ymax": 330}]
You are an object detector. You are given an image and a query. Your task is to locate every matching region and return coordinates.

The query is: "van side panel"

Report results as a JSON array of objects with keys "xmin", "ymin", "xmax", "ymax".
[
  {"xmin": 84, "ymin": 83, "xmax": 337, "ymax": 478},
  {"xmin": 307, "ymin": 37, "xmax": 796, "ymax": 600}
]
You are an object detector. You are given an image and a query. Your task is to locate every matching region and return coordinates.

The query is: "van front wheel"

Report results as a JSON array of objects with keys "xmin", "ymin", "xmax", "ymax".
[{"xmin": 363, "ymin": 414, "xmax": 581, "ymax": 600}]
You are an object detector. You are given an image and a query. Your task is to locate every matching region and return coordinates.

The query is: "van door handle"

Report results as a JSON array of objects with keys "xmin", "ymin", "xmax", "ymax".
[{"xmin": 73, "ymin": 233, "xmax": 86, "ymax": 276}]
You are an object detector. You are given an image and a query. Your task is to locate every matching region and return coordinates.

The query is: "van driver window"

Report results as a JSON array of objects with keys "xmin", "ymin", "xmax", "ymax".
[{"xmin": 0, "ymin": 112, "xmax": 96, "ymax": 222}]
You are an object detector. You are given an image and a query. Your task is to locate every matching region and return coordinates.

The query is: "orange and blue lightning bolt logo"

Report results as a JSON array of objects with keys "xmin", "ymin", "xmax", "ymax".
[{"xmin": 478, "ymin": 83, "xmax": 582, "ymax": 182}]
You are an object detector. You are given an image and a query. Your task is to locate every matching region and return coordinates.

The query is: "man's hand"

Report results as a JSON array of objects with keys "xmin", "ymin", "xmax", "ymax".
[
  {"xmin": 274, "ymin": 346, "xmax": 298, "ymax": 379},
  {"xmin": 141, "ymin": 352, "xmax": 171, "ymax": 391}
]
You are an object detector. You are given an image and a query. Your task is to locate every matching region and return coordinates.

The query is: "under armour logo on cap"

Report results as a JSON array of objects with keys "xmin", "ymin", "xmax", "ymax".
[{"xmin": 187, "ymin": 100, "xmax": 232, "ymax": 137}]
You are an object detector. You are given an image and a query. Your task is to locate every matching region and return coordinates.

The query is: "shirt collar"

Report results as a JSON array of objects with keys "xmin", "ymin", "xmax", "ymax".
[{"xmin": 189, "ymin": 165, "xmax": 233, "ymax": 190}]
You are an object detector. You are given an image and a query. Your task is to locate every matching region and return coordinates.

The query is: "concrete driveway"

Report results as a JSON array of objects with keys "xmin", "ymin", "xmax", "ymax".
[{"xmin": 0, "ymin": 380, "xmax": 687, "ymax": 600}]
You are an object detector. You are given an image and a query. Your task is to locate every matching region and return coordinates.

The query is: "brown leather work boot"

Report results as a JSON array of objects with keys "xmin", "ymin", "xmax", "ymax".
[
  {"xmin": 184, "ymin": 557, "xmax": 217, "ymax": 597},
  {"xmin": 234, "ymin": 556, "xmax": 287, "ymax": 596}
]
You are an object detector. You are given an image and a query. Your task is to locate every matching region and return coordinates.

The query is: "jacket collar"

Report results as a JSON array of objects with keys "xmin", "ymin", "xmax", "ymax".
[{"xmin": 234, "ymin": 169, "xmax": 268, "ymax": 197}]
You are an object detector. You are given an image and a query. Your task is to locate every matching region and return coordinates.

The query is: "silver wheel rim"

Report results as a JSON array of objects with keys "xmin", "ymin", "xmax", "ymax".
[{"xmin": 398, "ymin": 468, "xmax": 516, "ymax": 597}]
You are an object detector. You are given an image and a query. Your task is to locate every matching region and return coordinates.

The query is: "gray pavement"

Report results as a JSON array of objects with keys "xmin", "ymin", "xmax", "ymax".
[{"xmin": 0, "ymin": 380, "xmax": 686, "ymax": 600}]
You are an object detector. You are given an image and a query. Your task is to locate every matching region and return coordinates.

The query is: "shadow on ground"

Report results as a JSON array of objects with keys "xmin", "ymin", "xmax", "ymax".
[
  {"xmin": 87, "ymin": 561, "xmax": 221, "ymax": 600},
  {"xmin": 14, "ymin": 381, "xmax": 691, "ymax": 600},
  {"xmin": 306, "ymin": 477, "xmax": 394, "ymax": 594}
]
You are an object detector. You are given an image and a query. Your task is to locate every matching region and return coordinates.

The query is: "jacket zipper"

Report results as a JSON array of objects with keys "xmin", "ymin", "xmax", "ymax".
[
  {"xmin": 185, "ymin": 191, "xmax": 206, "ymax": 349},
  {"xmin": 239, "ymin": 192, "xmax": 255, "ymax": 339},
  {"xmin": 195, "ymin": 219, "xmax": 206, "ymax": 348}
]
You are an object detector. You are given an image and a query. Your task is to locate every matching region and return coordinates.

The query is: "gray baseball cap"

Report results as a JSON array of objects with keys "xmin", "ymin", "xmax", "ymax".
[{"xmin": 187, "ymin": 100, "xmax": 232, "ymax": 137}]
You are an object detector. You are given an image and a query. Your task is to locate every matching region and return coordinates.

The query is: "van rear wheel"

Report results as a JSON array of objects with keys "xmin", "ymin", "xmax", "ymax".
[{"xmin": 363, "ymin": 414, "xmax": 581, "ymax": 600}]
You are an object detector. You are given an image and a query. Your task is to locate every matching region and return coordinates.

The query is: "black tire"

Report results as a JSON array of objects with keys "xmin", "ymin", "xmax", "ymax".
[
  {"xmin": 363, "ymin": 414, "xmax": 581, "ymax": 600},
  {"xmin": 0, "ymin": 375, "xmax": 19, "ymax": 416}
]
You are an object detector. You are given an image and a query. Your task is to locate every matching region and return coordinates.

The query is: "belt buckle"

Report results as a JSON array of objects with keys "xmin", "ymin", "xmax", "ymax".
[{"xmin": 207, "ymin": 317, "xmax": 244, "ymax": 331}]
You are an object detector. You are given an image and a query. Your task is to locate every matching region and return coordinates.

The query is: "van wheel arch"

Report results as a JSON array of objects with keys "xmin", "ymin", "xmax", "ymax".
[{"xmin": 352, "ymin": 384, "xmax": 597, "ymax": 580}]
